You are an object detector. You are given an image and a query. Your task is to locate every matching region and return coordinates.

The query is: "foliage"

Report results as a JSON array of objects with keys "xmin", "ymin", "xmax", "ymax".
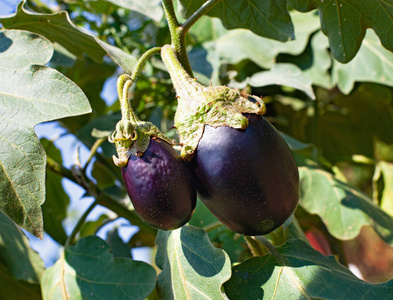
[{"xmin": 1, "ymin": 0, "xmax": 393, "ymax": 299}]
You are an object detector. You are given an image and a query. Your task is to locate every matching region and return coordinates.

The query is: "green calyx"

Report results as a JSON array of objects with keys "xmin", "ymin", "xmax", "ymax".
[
  {"xmin": 161, "ymin": 45, "xmax": 266, "ymax": 160},
  {"xmin": 109, "ymin": 74, "xmax": 174, "ymax": 167}
]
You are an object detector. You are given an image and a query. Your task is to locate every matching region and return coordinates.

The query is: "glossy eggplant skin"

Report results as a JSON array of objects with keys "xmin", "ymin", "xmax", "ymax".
[
  {"xmin": 192, "ymin": 114, "xmax": 299, "ymax": 236},
  {"xmin": 121, "ymin": 138, "xmax": 196, "ymax": 230}
]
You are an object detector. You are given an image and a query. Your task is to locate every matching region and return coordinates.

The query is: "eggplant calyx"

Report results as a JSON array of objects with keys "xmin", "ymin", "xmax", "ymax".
[
  {"xmin": 161, "ymin": 45, "xmax": 266, "ymax": 161},
  {"xmin": 109, "ymin": 119, "xmax": 175, "ymax": 167}
]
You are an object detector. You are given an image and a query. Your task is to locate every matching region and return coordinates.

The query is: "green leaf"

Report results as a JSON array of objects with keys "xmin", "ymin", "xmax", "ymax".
[
  {"xmin": 299, "ymin": 167, "xmax": 393, "ymax": 245},
  {"xmin": 224, "ymin": 238, "xmax": 393, "ymax": 299},
  {"xmin": 288, "ymin": 0, "xmax": 393, "ymax": 63},
  {"xmin": 0, "ymin": 1, "xmax": 105, "ymax": 62},
  {"xmin": 302, "ymin": 30, "xmax": 333, "ymax": 89},
  {"xmin": 41, "ymin": 236, "xmax": 156, "ymax": 300},
  {"xmin": 79, "ymin": 214, "xmax": 110, "ymax": 238},
  {"xmin": 379, "ymin": 161, "xmax": 393, "ymax": 217},
  {"xmin": 106, "ymin": 227, "xmax": 132, "ymax": 258},
  {"xmin": 318, "ymin": 84, "xmax": 393, "ymax": 162},
  {"xmin": 179, "ymin": 0, "xmax": 294, "ymax": 42},
  {"xmin": 215, "ymin": 11, "xmax": 320, "ymax": 69},
  {"xmin": 41, "ymin": 138, "xmax": 69, "ymax": 245},
  {"xmin": 105, "ymin": 0, "xmax": 163, "ymax": 22},
  {"xmin": 188, "ymin": 16, "xmax": 227, "ymax": 44},
  {"xmin": 0, "ymin": 30, "xmax": 91, "ymax": 237},
  {"xmin": 0, "ymin": 1, "xmax": 137, "ymax": 72},
  {"xmin": 0, "ymin": 30, "xmax": 53, "ymax": 69},
  {"xmin": 0, "ymin": 263, "xmax": 42, "ymax": 300},
  {"xmin": 0, "ymin": 211, "xmax": 45, "ymax": 283},
  {"xmin": 333, "ymin": 30, "xmax": 393, "ymax": 94},
  {"xmin": 156, "ymin": 225, "xmax": 232, "ymax": 300},
  {"xmin": 231, "ymin": 63, "xmax": 316, "ymax": 99}
]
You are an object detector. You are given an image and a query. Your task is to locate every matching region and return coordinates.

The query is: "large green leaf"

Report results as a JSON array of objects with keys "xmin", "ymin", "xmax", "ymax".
[
  {"xmin": 0, "ymin": 1, "xmax": 137, "ymax": 73},
  {"xmin": 0, "ymin": 263, "xmax": 42, "ymax": 300},
  {"xmin": 288, "ymin": 0, "xmax": 393, "ymax": 63},
  {"xmin": 224, "ymin": 238, "xmax": 393, "ymax": 299},
  {"xmin": 156, "ymin": 225, "xmax": 232, "ymax": 299},
  {"xmin": 0, "ymin": 29, "xmax": 53, "ymax": 69},
  {"xmin": 231, "ymin": 63, "xmax": 316, "ymax": 99},
  {"xmin": 333, "ymin": 30, "xmax": 393, "ymax": 94},
  {"xmin": 0, "ymin": 211, "xmax": 45, "ymax": 283},
  {"xmin": 0, "ymin": 30, "xmax": 91, "ymax": 237},
  {"xmin": 215, "ymin": 11, "xmax": 320, "ymax": 69},
  {"xmin": 299, "ymin": 167, "xmax": 393, "ymax": 245},
  {"xmin": 41, "ymin": 236, "xmax": 156, "ymax": 300},
  {"xmin": 179, "ymin": 0, "xmax": 294, "ymax": 42},
  {"xmin": 41, "ymin": 138, "xmax": 69, "ymax": 245}
]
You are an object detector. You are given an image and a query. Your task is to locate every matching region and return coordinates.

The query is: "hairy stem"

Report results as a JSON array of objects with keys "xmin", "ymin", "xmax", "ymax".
[
  {"xmin": 161, "ymin": 0, "xmax": 193, "ymax": 76},
  {"xmin": 182, "ymin": 0, "xmax": 222, "ymax": 33}
]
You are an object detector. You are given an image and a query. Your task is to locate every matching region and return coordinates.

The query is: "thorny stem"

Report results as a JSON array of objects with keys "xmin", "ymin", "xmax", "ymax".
[
  {"xmin": 65, "ymin": 198, "xmax": 101, "ymax": 247},
  {"xmin": 182, "ymin": 0, "xmax": 222, "ymax": 33}
]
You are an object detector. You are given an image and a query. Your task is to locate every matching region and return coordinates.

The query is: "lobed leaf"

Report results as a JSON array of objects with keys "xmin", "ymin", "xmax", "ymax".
[
  {"xmin": 215, "ymin": 11, "xmax": 320, "ymax": 69},
  {"xmin": 0, "ymin": 1, "xmax": 137, "ymax": 73},
  {"xmin": 179, "ymin": 0, "xmax": 294, "ymax": 42},
  {"xmin": 299, "ymin": 167, "xmax": 393, "ymax": 245},
  {"xmin": 224, "ymin": 238, "xmax": 393, "ymax": 299},
  {"xmin": 333, "ymin": 30, "xmax": 393, "ymax": 94},
  {"xmin": 230, "ymin": 63, "xmax": 316, "ymax": 99},
  {"xmin": 156, "ymin": 225, "xmax": 232, "ymax": 300},
  {"xmin": 288, "ymin": 0, "xmax": 393, "ymax": 63},
  {"xmin": 0, "ymin": 30, "xmax": 91, "ymax": 237},
  {"xmin": 41, "ymin": 236, "xmax": 156, "ymax": 300}
]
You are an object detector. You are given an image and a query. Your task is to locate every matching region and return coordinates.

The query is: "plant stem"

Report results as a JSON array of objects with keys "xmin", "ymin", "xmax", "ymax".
[
  {"xmin": 65, "ymin": 198, "xmax": 100, "ymax": 247},
  {"xmin": 182, "ymin": 0, "xmax": 222, "ymax": 33},
  {"xmin": 202, "ymin": 221, "xmax": 223, "ymax": 232},
  {"xmin": 161, "ymin": 0, "xmax": 193, "ymax": 76},
  {"xmin": 130, "ymin": 47, "xmax": 162, "ymax": 82},
  {"xmin": 83, "ymin": 138, "xmax": 106, "ymax": 173},
  {"xmin": 245, "ymin": 236, "xmax": 267, "ymax": 257}
]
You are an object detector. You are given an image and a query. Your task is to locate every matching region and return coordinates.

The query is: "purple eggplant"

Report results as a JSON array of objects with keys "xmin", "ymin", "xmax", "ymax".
[
  {"xmin": 122, "ymin": 137, "xmax": 196, "ymax": 230},
  {"xmin": 191, "ymin": 114, "xmax": 299, "ymax": 236}
]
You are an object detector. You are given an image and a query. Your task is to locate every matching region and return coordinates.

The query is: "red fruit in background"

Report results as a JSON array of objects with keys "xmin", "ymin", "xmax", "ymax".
[{"xmin": 305, "ymin": 228, "xmax": 332, "ymax": 256}]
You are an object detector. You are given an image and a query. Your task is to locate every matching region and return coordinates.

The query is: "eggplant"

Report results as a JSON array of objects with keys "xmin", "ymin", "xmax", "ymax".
[
  {"xmin": 192, "ymin": 114, "xmax": 299, "ymax": 236},
  {"xmin": 122, "ymin": 137, "xmax": 196, "ymax": 230}
]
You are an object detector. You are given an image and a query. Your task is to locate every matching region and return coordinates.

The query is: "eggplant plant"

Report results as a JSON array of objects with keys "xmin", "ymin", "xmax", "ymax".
[{"xmin": 1, "ymin": 0, "xmax": 393, "ymax": 299}]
